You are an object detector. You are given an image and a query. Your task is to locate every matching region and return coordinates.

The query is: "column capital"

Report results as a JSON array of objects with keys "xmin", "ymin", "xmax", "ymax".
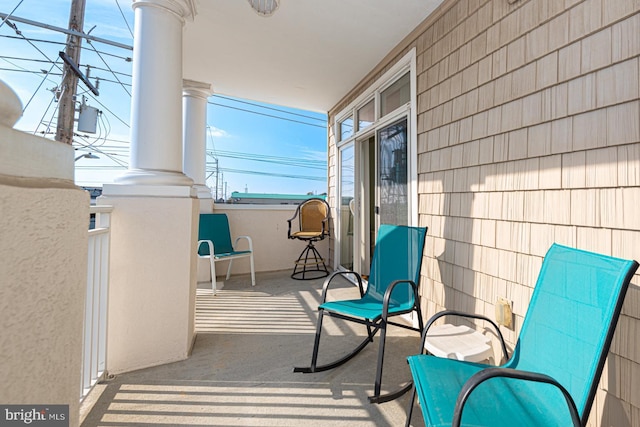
[
  {"xmin": 183, "ymin": 80, "xmax": 213, "ymax": 100},
  {"xmin": 133, "ymin": 0, "xmax": 197, "ymax": 22}
]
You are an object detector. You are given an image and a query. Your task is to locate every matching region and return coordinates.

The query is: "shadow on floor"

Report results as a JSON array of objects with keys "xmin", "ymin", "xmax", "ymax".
[{"xmin": 81, "ymin": 270, "xmax": 425, "ymax": 427}]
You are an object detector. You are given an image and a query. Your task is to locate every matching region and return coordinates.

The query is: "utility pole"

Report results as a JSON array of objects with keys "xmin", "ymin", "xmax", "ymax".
[{"xmin": 55, "ymin": 0, "xmax": 86, "ymax": 144}]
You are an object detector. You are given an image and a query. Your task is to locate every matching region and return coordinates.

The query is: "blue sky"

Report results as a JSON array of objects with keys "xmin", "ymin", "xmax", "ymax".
[{"xmin": 0, "ymin": 0, "xmax": 328, "ymax": 196}]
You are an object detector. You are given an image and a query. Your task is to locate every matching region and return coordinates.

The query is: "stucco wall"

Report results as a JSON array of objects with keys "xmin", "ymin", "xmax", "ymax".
[
  {"xmin": 210, "ymin": 205, "xmax": 330, "ymax": 275},
  {"xmin": 0, "ymin": 108, "xmax": 88, "ymax": 427},
  {"xmin": 328, "ymin": 0, "xmax": 640, "ymax": 424},
  {"xmin": 99, "ymin": 191, "xmax": 198, "ymax": 375}
]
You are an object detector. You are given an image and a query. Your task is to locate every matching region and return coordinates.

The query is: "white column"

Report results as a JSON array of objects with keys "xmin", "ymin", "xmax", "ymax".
[
  {"xmin": 99, "ymin": 0, "xmax": 200, "ymax": 374},
  {"xmin": 114, "ymin": 0, "xmax": 196, "ymax": 188},
  {"xmin": 183, "ymin": 79, "xmax": 213, "ymax": 199}
]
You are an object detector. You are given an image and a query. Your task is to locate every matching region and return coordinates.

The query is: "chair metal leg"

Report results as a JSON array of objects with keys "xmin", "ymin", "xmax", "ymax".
[
  {"xmin": 373, "ymin": 321, "xmax": 387, "ymax": 398},
  {"xmin": 249, "ymin": 254, "xmax": 256, "ymax": 286},
  {"xmin": 226, "ymin": 259, "xmax": 233, "ymax": 281},
  {"xmin": 369, "ymin": 305, "xmax": 424, "ymax": 404},
  {"xmin": 292, "ymin": 241, "xmax": 329, "ymax": 280},
  {"xmin": 405, "ymin": 386, "xmax": 417, "ymax": 427},
  {"xmin": 209, "ymin": 257, "xmax": 217, "ymax": 295},
  {"xmin": 368, "ymin": 320, "xmax": 413, "ymax": 404},
  {"xmin": 309, "ymin": 309, "xmax": 324, "ymax": 371}
]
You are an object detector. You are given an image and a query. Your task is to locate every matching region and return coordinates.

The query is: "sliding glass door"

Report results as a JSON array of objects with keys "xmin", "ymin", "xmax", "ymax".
[
  {"xmin": 338, "ymin": 144, "xmax": 355, "ymax": 270},
  {"xmin": 377, "ymin": 118, "xmax": 408, "ymax": 226}
]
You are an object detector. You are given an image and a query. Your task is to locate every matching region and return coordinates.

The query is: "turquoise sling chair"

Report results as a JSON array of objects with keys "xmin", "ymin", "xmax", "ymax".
[
  {"xmin": 197, "ymin": 213, "xmax": 255, "ymax": 295},
  {"xmin": 406, "ymin": 243, "xmax": 638, "ymax": 427},
  {"xmin": 294, "ymin": 224, "xmax": 428, "ymax": 403}
]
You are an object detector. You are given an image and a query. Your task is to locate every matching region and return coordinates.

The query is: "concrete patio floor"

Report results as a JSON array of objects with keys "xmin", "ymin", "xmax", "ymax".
[{"xmin": 80, "ymin": 270, "xmax": 426, "ymax": 426}]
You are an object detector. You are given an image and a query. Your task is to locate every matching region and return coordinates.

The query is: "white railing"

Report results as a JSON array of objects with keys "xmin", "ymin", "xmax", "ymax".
[{"xmin": 81, "ymin": 205, "xmax": 112, "ymax": 400}]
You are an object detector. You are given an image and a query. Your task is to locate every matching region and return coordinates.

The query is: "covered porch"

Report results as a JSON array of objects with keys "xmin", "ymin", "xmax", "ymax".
[
  {"xmin": 2, "ymin": 0, "xmax": 640, "ymax": 425},
  {"xmin": 80, "ymin": 270, "xmax": 423, "ymax": 427}
]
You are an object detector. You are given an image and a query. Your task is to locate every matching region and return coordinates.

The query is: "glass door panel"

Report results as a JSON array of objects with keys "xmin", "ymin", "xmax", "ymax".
[
  {"xmin": 339, "ymin": 145, "xmax": 355, "ymax": 270},
  {"xmin": 377, "ymin": 118, "xmax": 408, "ymax": 226}
]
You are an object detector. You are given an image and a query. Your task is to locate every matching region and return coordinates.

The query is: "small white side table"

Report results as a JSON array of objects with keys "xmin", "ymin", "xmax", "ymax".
[{"xmin": 425, "ymin": 324, "xmax": 494, "ymax": 363}]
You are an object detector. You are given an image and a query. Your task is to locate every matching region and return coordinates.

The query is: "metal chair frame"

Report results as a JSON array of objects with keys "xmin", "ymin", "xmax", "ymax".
[
  {"xmin": 294, "ymin": 224, "xmax": 428, "ymax": 403},
  {"xmin": 287, "ymin": 198, "xmax": 330, "ymax": 280}
]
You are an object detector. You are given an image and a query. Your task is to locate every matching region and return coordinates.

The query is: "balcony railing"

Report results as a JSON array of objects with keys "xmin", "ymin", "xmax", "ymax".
[{"xmin": 81, "ymin": 205, "xmax": 112, "ymax": 400}]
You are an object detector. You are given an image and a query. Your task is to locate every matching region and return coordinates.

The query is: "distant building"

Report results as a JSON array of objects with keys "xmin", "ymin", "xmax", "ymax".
[
  {"xmin": 82, "ymin": 186, "xmax": 103, "ymax": 204},
  {"xmin": 229, "ymin": 192, "xmax": 326, "ymax": 205}
]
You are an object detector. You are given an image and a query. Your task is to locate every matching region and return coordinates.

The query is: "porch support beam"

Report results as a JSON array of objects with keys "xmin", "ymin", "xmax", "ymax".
[
  {"xmin": 99, "ymin": 0, "xmax": 200, "ymax": 375},
  {"xmin": 183, "ymin": 79, "xmax": 214, "ymax": 202},
  {"xmin": 114, "ymin": 0, "xmax": 196, "ymax": 187}
]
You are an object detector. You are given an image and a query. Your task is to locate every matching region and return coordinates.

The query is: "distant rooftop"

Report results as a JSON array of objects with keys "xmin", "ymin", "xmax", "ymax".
[{"xmin": 229, "ymin": 192, "xmax": 326, "ymax": 205}]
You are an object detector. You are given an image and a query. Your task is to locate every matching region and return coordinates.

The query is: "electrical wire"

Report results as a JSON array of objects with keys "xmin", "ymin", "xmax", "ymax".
[
  {"xmin": 114, "ymin": 0, "xmax": 134, "ymax": 38},
  {"xmin": 213, "ymin": 94, "xmax": 326, "ymax": 123},
  {"xmin": 21, "ymin": 59, "xmax": 59, "ymax": 113},
  {"xmin": 41, "ymin": 81, "xmax": 66, "ymax": 137},
  {"xmin": 32, "ymin": 89, "xmax": 56, "ymax": 135},
  {"xmin": 0, "ymin": 34, "xmax": 132, "ymax": 61},
  {"xmin": 217, "ymin": 167, "xmax": 325, "ymax": 182},
  {"xmin": 73, "ymin": 135, "xmax": 128, "ymax": 167},
  {"xmin": 85, "ymin": 39, "xmax": 131, "ymax": 96},
  {"xmin": 210, "ymin": 149, "xmax": 326, "ymax": 170},
  {"xmin": 0, "ymin": 0, "xmax": 25, "ymax": 29},
  {"xmin": 208, "ymin": 101, "xmax": 326, "ymax": 129}
]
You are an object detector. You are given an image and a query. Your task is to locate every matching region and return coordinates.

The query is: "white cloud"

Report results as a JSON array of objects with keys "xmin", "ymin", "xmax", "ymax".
[
  {"xmin": 207, "ymin": 126, "xmax": 231, "ymax": 138},
  {"xmin": 300, "ymin": 148, "xmax": 327, "ymax": 162}
]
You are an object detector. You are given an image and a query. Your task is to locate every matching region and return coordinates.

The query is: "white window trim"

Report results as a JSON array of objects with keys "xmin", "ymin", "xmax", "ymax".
[{"xmin": 334, "ymin": 48, "xmax": 418, "ymax": 226}]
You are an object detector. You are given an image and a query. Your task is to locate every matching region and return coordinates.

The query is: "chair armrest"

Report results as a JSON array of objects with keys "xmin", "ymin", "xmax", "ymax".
[
  {"xmin": 320, "ymin": 271, "xmax": 364, "ymax": 304},
  {"xmin": 420, "ymin": 310, "xmax": 509, "ymax": 362},
  {"xmin": 452, "ymin": 367, "xmax": 581, "ymax": 427},
  {"xmin": 286, "ymin": 218, "xmax": 294, "ymax": 239},
  {"xmin": 286, "ymin": 208, "xmax": 300, "ymax": 239},
  {"xmin": 197, "ymin": 239, "xmax": 215, "ymax": 257},
  {"xmin": 321, "ymin": 217, "xmax": 330, "ymax": 237},
  {"xmin": 234, "ymin": 235, "xmax": 254, "ymax": 252},
  {"xmin": 381, "ymin": 279, "xmax": 419, "ymax": 321}
]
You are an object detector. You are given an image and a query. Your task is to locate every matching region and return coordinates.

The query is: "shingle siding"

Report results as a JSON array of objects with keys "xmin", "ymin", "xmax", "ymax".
[{"xmin": 328, "ymin": 1, "xmax": 640, "ymax": 423}]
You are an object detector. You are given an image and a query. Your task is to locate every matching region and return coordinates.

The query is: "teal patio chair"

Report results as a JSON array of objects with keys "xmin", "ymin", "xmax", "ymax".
[
  {"xmin": 406, "ymin": 243, "xmax": 638, "ymax": 427},
  {"xmin": 294, "ymin": 224, "xmax": 427, "ymax": 403},
  {"xmin": 197, "ymin": 213, "xmax": 255, "ymax": 295}
]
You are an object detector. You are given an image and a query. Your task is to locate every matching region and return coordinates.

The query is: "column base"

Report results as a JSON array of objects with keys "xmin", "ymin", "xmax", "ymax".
[
  {"xmin": 105, "ymin": 169, "xmax": 197, "ymax": 198},
  {"xmin": 115, "ymin": 168, "xmax": 194, "ymax": 187},
  {"xmin": 193, "ymin": 184, "xmax": 213, "ymax": 199}
]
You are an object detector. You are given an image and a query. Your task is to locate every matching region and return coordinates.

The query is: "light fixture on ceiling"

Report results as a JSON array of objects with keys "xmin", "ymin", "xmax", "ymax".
[{"xmin": 247, "ymin": 0, "xmax": 280, "ymax": 17}]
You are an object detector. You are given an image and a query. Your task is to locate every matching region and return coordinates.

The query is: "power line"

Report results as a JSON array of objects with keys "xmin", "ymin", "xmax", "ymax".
[
  {"xmin": 210, "ymin": 149, "xmax": 326, "ymax": 170},
  {"xmin": 208, "ymin": 101, "xmax": 326, "ymax": 129},
  {"xmin": 114, "ymin": 0, "xmax": 134, "ymax": 38},
  {"xmin": 0, "ymin": 0, "xmax": 25, "ymax": 29},
  {"xmin": 0, "ymin": 12, "xmax": 133, "ymax": 50},
  {"xmin": 85, "ymin": 39, "xmax": 131, "ymax": 96},
  {"xmin": 0, "ymin": 34, "xmax": 65, "ymax": 47},
  {"xmin": 217, "ymin": 167, "xmax": 325, "ymax": 182},
  {"xmin": 213, "ymin": 94, "xmax": 326, "ymax": 122}
]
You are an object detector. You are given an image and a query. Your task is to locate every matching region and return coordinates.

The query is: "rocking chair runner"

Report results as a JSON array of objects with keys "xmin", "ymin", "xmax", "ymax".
[
  {"xmin": 406, "ymin": 243, "xmax": 638, "ymax": 427},
  {"xmin": 294, "ymin": 224, "xmax": 428, "ymax": 403}
]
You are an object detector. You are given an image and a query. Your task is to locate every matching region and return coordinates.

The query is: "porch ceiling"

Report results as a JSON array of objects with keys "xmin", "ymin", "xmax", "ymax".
[{"xmin": 183, "ymin": 0, "xmax": 445, "ymax": 113}]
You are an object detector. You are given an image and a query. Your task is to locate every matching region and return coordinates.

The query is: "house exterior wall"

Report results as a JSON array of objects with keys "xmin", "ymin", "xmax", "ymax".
[
  {"xmin": 328, "ymin": 0, "xmax": 640, "ymax": 424},
  {"xmin": 0, "ymin": 82, "xmax": 88, "ymax": 427}
]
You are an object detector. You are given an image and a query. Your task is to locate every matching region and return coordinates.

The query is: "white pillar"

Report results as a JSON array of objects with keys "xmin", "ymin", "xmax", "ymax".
[
  {"xmin": 183, "ymin": 79, "xmax": 213, "ymax": 200},
  {"xmin": 99, "ymin": 0, "xmax": 200, "ymax": 374},
  {"xmin": 114, "ymin": 0, "xmax": 195, "ymax": 187}
]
